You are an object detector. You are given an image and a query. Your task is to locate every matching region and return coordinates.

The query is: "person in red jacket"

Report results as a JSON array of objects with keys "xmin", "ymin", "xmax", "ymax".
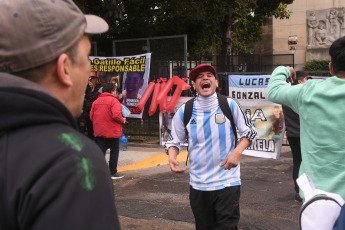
[{"xmin": 90, "ymin": 83, "xmax": 126, "ymax": 179}]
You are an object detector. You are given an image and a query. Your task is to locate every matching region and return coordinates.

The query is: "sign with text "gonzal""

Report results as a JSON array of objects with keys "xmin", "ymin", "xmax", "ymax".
[{"xmin": 228, "ymin": 75, "xmax": 285, "ymax": 159}]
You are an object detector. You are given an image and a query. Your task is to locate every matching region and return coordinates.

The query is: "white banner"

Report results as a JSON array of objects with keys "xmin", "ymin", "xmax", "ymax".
[{"xmin": 229, "ymin": 75, "xmax": 285, "ymax": 159}]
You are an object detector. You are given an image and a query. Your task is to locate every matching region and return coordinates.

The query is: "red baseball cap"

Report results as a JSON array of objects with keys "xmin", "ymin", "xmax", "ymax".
[{"xmin": 189, "ymin": 64, "xmax": 217, "ymax": 82}]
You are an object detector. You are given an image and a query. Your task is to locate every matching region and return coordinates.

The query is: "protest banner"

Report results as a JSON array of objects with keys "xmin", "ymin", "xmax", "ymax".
[
  {"xmin": 229, "ymin": 75, "xmax": 285, "ymax": 159},
  {"xmin": 89, "ymin": 53, "xmax": 151, "ymax": 119}
]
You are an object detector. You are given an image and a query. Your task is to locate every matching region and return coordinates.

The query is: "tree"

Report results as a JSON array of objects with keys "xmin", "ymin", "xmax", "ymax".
[
  {"xmin": 74, "ymin": 0, "xmax": 293, "ymax": 57},
  {"xmin": 187, "ymin": 0, "xmax": 293, "ymax": 56}
]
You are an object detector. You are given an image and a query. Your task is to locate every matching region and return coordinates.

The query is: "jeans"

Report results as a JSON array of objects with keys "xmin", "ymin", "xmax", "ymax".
[{"xmin": 95, "ymin": 137, "xmax": 120, "ymax": 175}]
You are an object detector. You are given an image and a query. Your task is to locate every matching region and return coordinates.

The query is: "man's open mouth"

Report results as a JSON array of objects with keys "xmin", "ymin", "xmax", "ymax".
[{"xmin": 201, "ymin": 82, "xmax": 210, "ymax": 89}]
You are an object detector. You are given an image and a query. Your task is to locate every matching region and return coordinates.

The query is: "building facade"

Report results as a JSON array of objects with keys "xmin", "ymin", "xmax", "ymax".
[{"xmin": 254, "ymin": 0, "xmax": 345, "ymax": 70}]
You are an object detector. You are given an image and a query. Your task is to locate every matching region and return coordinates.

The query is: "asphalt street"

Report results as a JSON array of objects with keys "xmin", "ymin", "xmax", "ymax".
[{"xmin": 109, "ymin": 145, "xmax": 301, "ymax": 230}]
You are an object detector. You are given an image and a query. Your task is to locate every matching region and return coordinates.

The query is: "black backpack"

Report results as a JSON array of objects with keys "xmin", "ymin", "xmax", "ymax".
[{"xmin": 183, "ymin": 94, "xmax": 238, "ymax": 147}]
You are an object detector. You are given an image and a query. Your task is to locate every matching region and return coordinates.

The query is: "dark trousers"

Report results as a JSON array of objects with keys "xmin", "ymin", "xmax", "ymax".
[
  {"xmin": 287, "ymin": 136, "xmax": 302, "ymax": 193},
  {"xmin": 190, "ymin": 186, "xmax": 240, "ymax": 230},
  {"xmin": 84, "ymin": 115, "xmax": 94, "ymax": 139},
  {"xmin": 95, "ymin": 137, "xmax": 120, "ymax": 175}
]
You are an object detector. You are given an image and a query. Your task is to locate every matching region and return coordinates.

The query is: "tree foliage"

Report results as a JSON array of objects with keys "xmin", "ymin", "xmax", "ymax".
[{"xmin": 74, "ymin": 0, "xmax": 293, "ymax": 56}]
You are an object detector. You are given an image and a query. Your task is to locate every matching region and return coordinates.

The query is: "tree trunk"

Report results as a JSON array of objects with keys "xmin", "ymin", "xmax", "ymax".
[{"xmin": 220, "ymin": 8, "xmax": 232, "ymax": 72}]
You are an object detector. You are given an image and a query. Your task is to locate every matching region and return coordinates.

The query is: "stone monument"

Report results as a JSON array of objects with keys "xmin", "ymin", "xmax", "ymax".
[{"xmin": 306, "ymin": 8, "xmax": 345, "ymax": 61}]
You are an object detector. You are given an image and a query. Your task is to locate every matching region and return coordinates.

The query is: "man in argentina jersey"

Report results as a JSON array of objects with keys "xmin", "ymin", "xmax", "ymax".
[{"xmin": 165, "ymin": 64, "xmax": 257, "ymax": 230}]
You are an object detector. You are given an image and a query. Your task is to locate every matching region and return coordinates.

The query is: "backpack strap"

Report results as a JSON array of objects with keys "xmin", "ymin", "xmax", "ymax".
[
  {"xmin": 183, "ymin": 98, "xmax": 195, "ymax": 133},
  {"xmin": 297, "ymin": 173, "xmax": 317, "ymax": 201},
  {"xmin": 217, "ymin": 94, "xmax": 238, "ymax": 147},
  {"xmin": 183, "ymin": 98, "xmax": 195, "ymax": 165}
]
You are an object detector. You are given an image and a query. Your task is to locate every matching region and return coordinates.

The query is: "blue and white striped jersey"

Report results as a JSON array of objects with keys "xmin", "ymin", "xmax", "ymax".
[{"xmin": 165, "ymin": 93, "xmax": 257, "ymax": 191}]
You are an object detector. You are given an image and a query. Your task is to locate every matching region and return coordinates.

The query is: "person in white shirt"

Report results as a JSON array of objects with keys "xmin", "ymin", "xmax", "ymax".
[{"xmin": 165, "ymin": 64, "xmax": 257, "ymax": 230}]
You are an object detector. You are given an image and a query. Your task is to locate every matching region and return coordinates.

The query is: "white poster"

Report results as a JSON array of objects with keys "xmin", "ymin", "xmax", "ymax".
[{"xmin": 229, "ymin": 75, "xmax": 285, "ymax": 159}]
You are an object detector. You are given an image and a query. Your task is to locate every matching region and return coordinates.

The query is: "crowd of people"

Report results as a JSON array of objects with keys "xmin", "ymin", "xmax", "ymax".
[
  {"xmin": 2, "ymin": 0, "xmax": 345, "ymax": 230},
  {"xmin": 77, "ymin": 67, "xmax": 130, "ymax": 182}
]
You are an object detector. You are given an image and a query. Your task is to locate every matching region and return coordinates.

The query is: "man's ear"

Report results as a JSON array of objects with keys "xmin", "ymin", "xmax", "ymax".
[
  {"xmin": 329, "ymin": 62, "xmax": 335, "ymax": 76},
  {"xmin": 192, "ymin": 82, "xmax": 196, "ymax": 90},
  {"xmin": 56, "ymin": 54, "xmax": 73, "ymax": 87}
]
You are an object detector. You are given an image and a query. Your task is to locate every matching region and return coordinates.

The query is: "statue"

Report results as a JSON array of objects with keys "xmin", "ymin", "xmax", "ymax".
[
  {"xmin": 307, "ymin": 11, "xmax": 318, "ymax": 46},
  {"xmin": 328, "ymin": 9, "xmax": 340, "ymax": 41},
  {"xmin": 315, "ymin": 20, "xmax": 328, "ymax": 45},
  {"xmin": 338, "ymin": 9, "xmax": 345, "ymax": 36}
]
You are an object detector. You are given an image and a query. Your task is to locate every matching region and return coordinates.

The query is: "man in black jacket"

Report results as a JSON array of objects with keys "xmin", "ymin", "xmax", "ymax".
[{"xmin": 0, "ymin": 0, "xmax": 121, "ymax": 229}]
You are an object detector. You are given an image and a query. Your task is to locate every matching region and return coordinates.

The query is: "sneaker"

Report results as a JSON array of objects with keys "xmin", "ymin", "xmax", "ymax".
[
  {"xmin": 111, "ymin": 173, "xmax": 124, "ymax": 179},
  {"xmin": 295, "ymin": 193, "xmax": 302, "ymax": 202}
]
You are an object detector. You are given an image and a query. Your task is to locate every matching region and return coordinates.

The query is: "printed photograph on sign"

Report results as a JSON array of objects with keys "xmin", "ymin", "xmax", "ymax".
[
  {"xmin": 122, "ymin": 71, "xmax": 145, "ymax": 110},
  {"xmin": 244, "ymin": 105, "xmax": 285, "ymax": 157}
]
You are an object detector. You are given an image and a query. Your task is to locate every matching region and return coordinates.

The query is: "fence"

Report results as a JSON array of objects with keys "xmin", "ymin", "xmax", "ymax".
[
  {"xmin": 122, "ymin": 54, "xmax": 290, "ymax": 137},
  {"xmin": 92, "ymin": 36, "xmax": 325, "ymax": 137}
]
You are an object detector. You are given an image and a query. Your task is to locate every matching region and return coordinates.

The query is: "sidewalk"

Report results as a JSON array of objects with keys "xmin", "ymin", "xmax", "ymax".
[{"xmin": 110, "ymin": 144, "xmax": 300, "ymax": 230}]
